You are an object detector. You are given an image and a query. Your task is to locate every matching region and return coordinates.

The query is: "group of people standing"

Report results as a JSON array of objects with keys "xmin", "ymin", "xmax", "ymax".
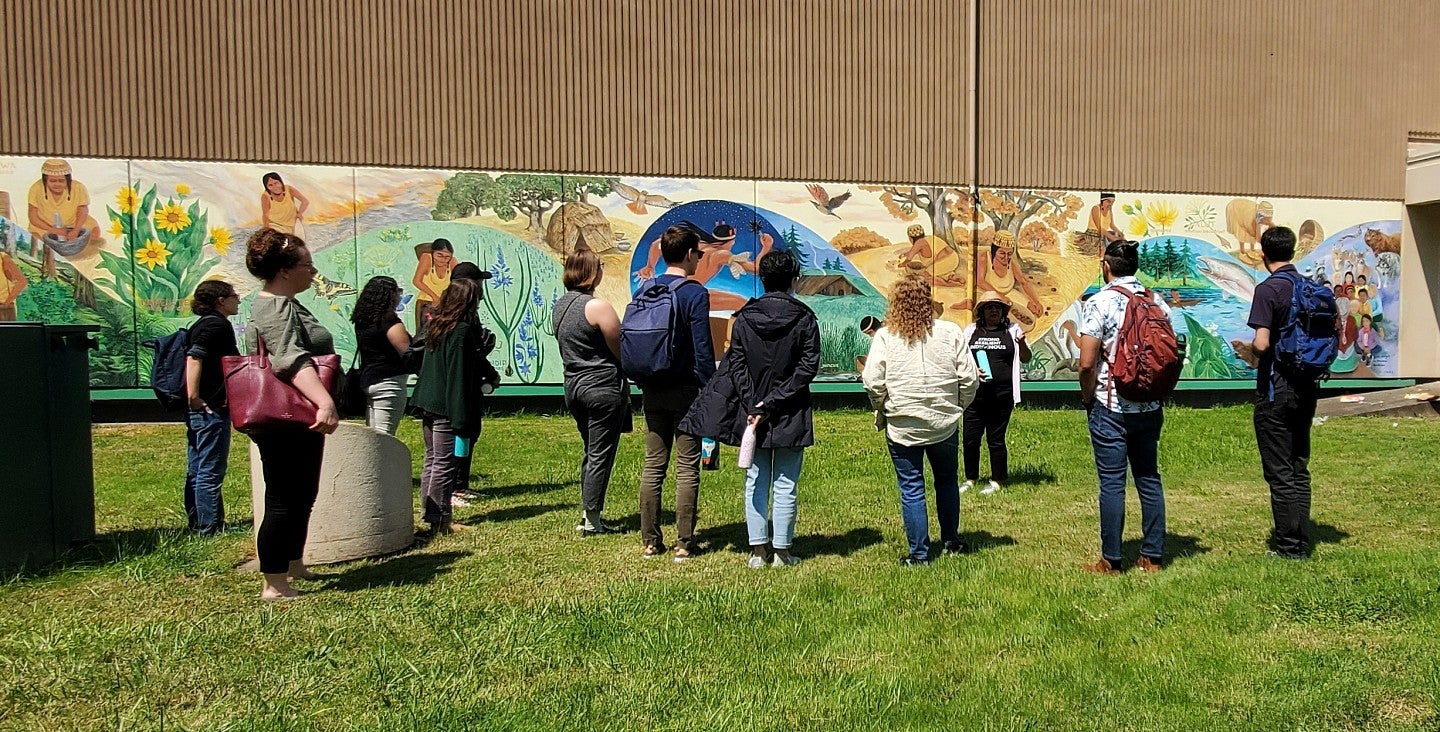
[{"xmin": 177, "ymin": 222, "xmax": 1328, "ymax": 598}]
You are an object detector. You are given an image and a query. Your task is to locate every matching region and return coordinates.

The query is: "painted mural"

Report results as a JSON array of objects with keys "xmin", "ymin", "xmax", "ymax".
[{"xmin": 0, "ymin": 154, "xmax": 1404, "ymax": 388}]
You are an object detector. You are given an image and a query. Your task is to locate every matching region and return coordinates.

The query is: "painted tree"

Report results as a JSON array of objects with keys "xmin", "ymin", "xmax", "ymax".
[
  {"xmin": 561, "ymin": 176, "xmax": 614, "ymax": 204},
  {"xmin": 1179, "ymin": 241, "xmax": 1194, "ymax": 285},
  {"xmin": 1161, "ymin": 238, "xmax": 1180, "ymax": 281},
  {"xmin": 977, "ymin": 189, "xmax": 1085, "ymax": 242},
  {"xmin": 1019, "ymin": 220, "xmax": 1058, "ymax": 253},
  {"xmin": 432, "ymin": 172, "xmax": 507, "ymax": 220},
  {"xmin": 858, "ymin": 185, "xmax": 970, "ymax": 253}
]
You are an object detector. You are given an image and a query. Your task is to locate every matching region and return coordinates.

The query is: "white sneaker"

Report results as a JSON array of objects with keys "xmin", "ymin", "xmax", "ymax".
[
  {"xmin": 960, "ymin": 479, "xmax": 975, "ymax": 494},
  {"xmin": 771, "ymin": 553, "xmax": 801, "ymax": 568},
  {"xmin": 981, "ymin": 480, "xmax": 1002, "ymax": 495},
  {"xmin": 747, "ymin": 555, "xmax": 767, "ymax": 570}
]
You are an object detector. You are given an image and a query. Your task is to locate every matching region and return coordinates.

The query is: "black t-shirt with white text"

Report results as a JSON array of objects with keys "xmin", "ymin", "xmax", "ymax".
[{"xmin": 969, "ymin": 325, "xmax": 1015, "ymax": 391}]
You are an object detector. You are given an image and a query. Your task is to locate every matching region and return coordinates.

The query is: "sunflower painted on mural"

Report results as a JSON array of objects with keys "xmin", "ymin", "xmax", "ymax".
[
  {"xmin": 134, "ymin": 239, "xmax": 171, "ymax": 270},
  {"xmin": 94, "ymin": 182, "xmax": 223, "ymax": 316},
  {"xmin": 153, "ymin": 201, "xmax": 191, "ymax": 234}
]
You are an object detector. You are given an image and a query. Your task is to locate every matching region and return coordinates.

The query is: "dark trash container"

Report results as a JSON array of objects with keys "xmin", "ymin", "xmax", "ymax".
[{"xmin": 0, "ymin": 323, "xmax": 98, "ymax": 571}]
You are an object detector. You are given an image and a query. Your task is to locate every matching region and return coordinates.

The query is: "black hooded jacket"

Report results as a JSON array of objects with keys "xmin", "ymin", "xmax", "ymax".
[{"xmin": 680, "ymin": 292, "xmax": 821, "ymax": 448}]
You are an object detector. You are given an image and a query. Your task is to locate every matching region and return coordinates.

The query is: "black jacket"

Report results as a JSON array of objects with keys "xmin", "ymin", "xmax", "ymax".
[{"xmin": 680, "ymin": 292, "xmax": 820, "ymax": 449}]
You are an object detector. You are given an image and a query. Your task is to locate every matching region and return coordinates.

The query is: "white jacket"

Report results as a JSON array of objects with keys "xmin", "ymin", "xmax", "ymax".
[{"xmin": 862, "ymin": 320, "xmax": 980, "ymax": 447}]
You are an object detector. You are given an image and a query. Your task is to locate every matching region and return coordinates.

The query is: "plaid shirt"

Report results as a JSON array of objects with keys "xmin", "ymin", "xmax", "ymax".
[{"xmin": 1079, "ymin": 276, "xmax": 1169, "ymax": 413}]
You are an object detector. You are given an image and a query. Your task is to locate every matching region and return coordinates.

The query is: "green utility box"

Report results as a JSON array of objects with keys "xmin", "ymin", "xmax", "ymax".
[{"xmin": 0, "ymin": 323, "xmax": 99, "ymax": 571}]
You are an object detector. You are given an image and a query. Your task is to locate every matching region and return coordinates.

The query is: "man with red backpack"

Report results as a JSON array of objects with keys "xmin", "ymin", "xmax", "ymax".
[{"xmin": 1078, "ymin": 240, "xmax": 1180, "ymax": 575}]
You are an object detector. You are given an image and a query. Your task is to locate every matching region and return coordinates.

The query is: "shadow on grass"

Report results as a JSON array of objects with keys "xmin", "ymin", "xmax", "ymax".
[
  {"xmin": 322, "ymin": 550, "xmax": 465, "ymax": 592},
  {"xmin": 463, "ymin": 503, "xmax": 574, "ymax": 524},
  {"xmin": 693, "ymin": 521, "xmax": 748, "ymax": 555},
  {"xmin": 476, "ymin": 481, "xmax": 577, "ymax": 499},
  {"xmin": 959, "ymin": 529, "xmax": 1018, "ymax": 552},
  {"xmin": 1121, "ymin": 532, "xmax": 1211, "ymax": 564},
  {"xmin": 605, "ymin": 511, "xmax": 675, "ymax": 536},
  {"xmin": 797, "ymin": 528, "xmax": 884, "ymax": 557},
  {"xmin": 4, "ymin": 522, "xmax": 256, "ymax": 582},
  {"xmin": 1006, "ymin": 463, "xmax": 1058, "ymax": 485},
  {"xmin": 1311, "ymin": 522, "xmax": 1350, "ymax": 546}
]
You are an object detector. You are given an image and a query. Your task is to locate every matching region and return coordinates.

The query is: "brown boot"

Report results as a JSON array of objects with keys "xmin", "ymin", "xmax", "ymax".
[
  {"xmin": 1082, "ymin": 557, "xmax": 1122, "ymax": 575},
  {"xmin": 1135, "ymin": 556, "xmax": 1163, "ymax": 573}
]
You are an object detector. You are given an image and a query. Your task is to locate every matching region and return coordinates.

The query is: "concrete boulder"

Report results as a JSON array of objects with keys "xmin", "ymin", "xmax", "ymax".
[{"xmin": 250, "ymin": 422, "xmax": 414, "ymax": 565}]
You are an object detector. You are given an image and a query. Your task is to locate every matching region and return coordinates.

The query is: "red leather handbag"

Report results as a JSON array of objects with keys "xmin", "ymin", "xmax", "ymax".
[{"xmin": 221, "ymin": 337, "xmax": 340, "ymax": 434}]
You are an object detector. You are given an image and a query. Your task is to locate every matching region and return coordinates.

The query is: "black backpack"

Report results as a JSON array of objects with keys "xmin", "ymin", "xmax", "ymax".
[{"xmin": 146, "ymin": 328, "xmax": 190, "ymax": 411}]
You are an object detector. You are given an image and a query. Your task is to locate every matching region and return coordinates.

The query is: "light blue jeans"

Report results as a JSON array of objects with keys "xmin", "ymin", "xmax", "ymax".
[
  {"xmin": 745, "ymin": 447, "xmax": 804, "ymax": 549},
  {"xmin": 366, "ymin": 375, "xmax": 409, "ymax": 436}
]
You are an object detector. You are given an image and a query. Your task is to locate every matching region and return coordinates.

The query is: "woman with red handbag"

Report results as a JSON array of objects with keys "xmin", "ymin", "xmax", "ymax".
[{"xmin": 243, "ymin": 228, "xmax": 338, "ymax": 600}]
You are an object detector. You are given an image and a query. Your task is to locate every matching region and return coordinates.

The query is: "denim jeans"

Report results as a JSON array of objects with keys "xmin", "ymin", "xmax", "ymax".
[
  {"xmin": 366, "ymin": 375, "xmax": 409, "ymax": 436},
  {"xmin": 745, "ymin": 447, "xmax": 804, "ymax": 549},
  {"xmin": 886, "ymin": 430, "xmax": 960, "ymax": 560},
  {"xmin": 184, "ymin": 407, "xmax": 231, "ymax": 534},
  {"xmin": 1087, "ymin": 403, "xmax": 1166, "ymax": 563}
]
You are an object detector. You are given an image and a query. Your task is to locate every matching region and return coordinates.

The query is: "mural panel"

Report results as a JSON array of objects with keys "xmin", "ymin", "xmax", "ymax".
[{"xmin": 0, "ymin": 154, "xmax": 1406, "ymax": 387}]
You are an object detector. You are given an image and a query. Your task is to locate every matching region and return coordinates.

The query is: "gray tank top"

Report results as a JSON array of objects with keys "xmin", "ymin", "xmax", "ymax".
[{"xmin": 553, "ymin": 291, "xmax": 623, "ymax": 392}]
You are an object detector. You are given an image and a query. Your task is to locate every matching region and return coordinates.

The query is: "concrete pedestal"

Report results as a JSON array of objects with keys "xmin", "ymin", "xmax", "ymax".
[{"xmin": 249, "ymin": 422, "xmax": 414, "ymax": 565}]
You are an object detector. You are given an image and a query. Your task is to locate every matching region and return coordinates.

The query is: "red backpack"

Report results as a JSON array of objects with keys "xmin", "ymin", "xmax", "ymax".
[{"xmin": 1107, "ymin": 285, "xmax": 1182, "ymax": 405}]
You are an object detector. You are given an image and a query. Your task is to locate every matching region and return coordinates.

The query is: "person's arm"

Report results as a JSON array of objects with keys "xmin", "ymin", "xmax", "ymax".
[
  {"xmin": 450, "ymin": 326, "xmax": 484, "ymax": 438},
  {"xmin": 586, "ymin": 298, "xmax": 622, "ymax": 359},
  {"xmin": 185, "ymin": 357, "xmax": 206, "ymax": 410},
  {"xmin": 290, "ymin": 186, "xmax": 310, "ymax": 217},
  {"xmin": 2, "ymin": 256, "xmax": 26, "ymax": 302},
  {"xmin": 756, "ymin": 314, "xmax": 821, "ymax": 416},
  {"xmin": 688, "ymin": 286, "xmax": 715, "ymax": 385},
  {"xmin": 1015, "ymin": 325, "xmax": 1033, "ymax": 363},
  {"xmin": 638, "ymin": 240, "xmax": 662, "ymax": 279},
  {"xmin": 413, "ymin": 256, "xmax": 438, "ymax": 300},
  {"xmin": 28, "ymin": 203, "xmax": 60, "ymax": 237},
  {"xmin": 955, "ymin": 330, "xmax": 980, "ymax": 410},
  {"xmin": 292, "ymin": 365, "xmax": 338, "ymax": 433},
  {"xmin": 260, "ymin": 193, "xmax": 272, "ymax": 228},
  {"xmin": 385, "ymin": 321, "xmax": 411, "ymax": 356},
  {"xmin": 1078, "ymin": 334, "xmax": 1103, "ymax": 406},
  {"xmin": 69, "ymin": 204, "xmax": 89, "ymax": 237},
  {"xmin": 860, "ymin": 333, "xmax": 888, "ymax": 409},
  {"xmin": 739, "ymin": 233, "xmax": 774, "ymax": 275}
]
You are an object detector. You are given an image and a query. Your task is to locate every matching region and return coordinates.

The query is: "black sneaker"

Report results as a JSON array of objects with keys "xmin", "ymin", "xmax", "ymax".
[
  {"xmin": 943, "ymin": 540, "xmax": 971, "ymax": 555},
  {"xmin": 1267, "ymin": 550, "xmax": 1309, "ymax": 561},
  {"xmin": 900, "ymin": 555, "xmax": 932, "ymax": 566}
]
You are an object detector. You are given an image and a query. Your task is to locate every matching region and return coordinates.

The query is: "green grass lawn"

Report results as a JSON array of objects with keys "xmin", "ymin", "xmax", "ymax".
[{"xmin": 2, "ymin": 408, "xmax": 1438, "ymax": 731}]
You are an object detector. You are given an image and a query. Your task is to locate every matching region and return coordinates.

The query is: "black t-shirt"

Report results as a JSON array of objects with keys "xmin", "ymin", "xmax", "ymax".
[
  {"xmin": 356, "ymin": 311, "xmax": 409, "ymax": 387},
  {"xmin": 1247, "ymin": 263, "xmax": 1304, "ymax": 396},
  {"xmin": 186, "ymin": 314, "xmax": 239, "ymax": 410},
  {"xmin": 969, "ymin": 324, "xmax": 1015, "ymax": 391}
]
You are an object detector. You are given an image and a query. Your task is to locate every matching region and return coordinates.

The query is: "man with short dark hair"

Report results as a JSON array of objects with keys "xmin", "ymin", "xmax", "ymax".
[
  {"xmin": 1246, "ymin": 226, "xmax": 1317, "ymax": 560},
  {"xmin": 638, "ymin": 225, "xmax": 715, "ymax": 562},
  {"xmin": 1077, "ymin": 240, "xmax": 1170, "ymax": 574}
]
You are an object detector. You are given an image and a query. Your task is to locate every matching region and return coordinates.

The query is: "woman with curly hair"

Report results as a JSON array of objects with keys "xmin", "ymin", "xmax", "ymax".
[
  {"xmin": 862, "ymin": 272, "xmax": 980, "ymax": 565},
  {"xmin": 351, "ymin": 276, "xmax": 413, "ymax": 435}
]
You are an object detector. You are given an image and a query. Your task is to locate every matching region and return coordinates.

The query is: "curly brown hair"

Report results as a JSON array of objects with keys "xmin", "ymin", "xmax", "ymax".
[
  {"xmin": 884, "ymin": 272, "xmax": 935, "ymax": 346},
  {"xmin": 245, "ymin": 227, "xmax": 306, "ymax": 280}
]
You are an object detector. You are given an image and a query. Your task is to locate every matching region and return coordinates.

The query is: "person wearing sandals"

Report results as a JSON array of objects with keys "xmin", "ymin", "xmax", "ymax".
[
  {"xmin": 553, "ymin": 247, "xmax": 629, "ymax": 536},
  {"xmin": 960, "ymin": 292, "xmax": 1031, "ymax": 496},
  {"xmin": 862, "ymin": 272, "xmax": 980, "ymax": 566},
  {"xmin": 351, "ymin": 276, "xmax": 413, "ymax": 435},
  {"xmin": 244, "ymin": 228, "xmax": 338, "ymax": 600},
  {"xmin": 681, "ymin": 250, "xmax": 820, "ymax": 568},
  {"xmin": 410, "ymin": 278, "xmax": 489, "ymax": 536}
]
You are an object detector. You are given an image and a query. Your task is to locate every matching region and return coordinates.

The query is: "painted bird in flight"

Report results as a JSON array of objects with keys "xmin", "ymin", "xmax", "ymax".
[
  {"xmin": 610, "ymin": 180, "xmax": 681, "ymax": 215},
  {"xmin": 806, "ymin": 184, "xmax": 851, "ymax": 218}
]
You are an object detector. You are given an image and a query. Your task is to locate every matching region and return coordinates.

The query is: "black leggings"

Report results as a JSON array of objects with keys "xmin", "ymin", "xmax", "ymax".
[
  {"xmin": 253, "ymin": 430, "xmax": 325, "ymax": 574},
  {"xmin": 962, "ymin": 387, "xmax": 1014, "ymax": 482}
]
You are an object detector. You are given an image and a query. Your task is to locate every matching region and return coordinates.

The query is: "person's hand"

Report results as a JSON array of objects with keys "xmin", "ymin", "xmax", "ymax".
[
  {"xmin": 637, "ymin": 265, "xmax": 655, "ymax": 279},
  {"xmin": 310, "ymin": 403, "xmax": 339, "ymax": 434},
  {"xmin": 187, "ymin": 395, "xmax": 206, "ymax": 411},
  {"xmin": 977, "ymin": 367, "xmax": 990, "ymax": 381},
  {"xmin": 747, "ymin": 413, "xmax": 763, "ymax": 427}
]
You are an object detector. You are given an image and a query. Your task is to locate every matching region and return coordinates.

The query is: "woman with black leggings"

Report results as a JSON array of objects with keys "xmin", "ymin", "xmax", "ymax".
[
  {"xmin": 244, "ymin": 227, "xmax": 338, "ymax": 600},
  {"xmin": 960, "ymin": 291, "xmax": 1031, "ymax": 496}
]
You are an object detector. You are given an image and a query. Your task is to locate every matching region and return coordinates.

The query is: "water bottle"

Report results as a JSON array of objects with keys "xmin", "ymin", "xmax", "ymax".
[
  {"xmin": 700, "ymin": 437, "xmax": 719, "ymax": 470},
  {"xmin": 974, "ymin": 349, "xmax": 991, "ymax": 381},
  {"xmin": 737, "ymin": 422, "xmax": 757, "ymax": 469},
  {"xmin": 453, "ymin": 436, "xmax": 471, "ymax": 458}
]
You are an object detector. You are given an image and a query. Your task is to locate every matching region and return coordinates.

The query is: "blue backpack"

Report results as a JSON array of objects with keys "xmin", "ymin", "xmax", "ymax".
[
  {"xmin": 1271, "ymin": 269, "xmax": 1338, "ymax": 387},
  {"xmin": 621, "ymin": 277, "xmax": 699, "ymax": 384},
  {"xmin": 146, "ymin": 328, "xmax": 191, "ymax": 411}
]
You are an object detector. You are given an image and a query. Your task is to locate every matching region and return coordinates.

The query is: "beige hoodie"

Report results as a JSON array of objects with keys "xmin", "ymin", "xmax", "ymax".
[{"xmin": 862, "ymin": 319, "xmax": 980, "ymax": 447}]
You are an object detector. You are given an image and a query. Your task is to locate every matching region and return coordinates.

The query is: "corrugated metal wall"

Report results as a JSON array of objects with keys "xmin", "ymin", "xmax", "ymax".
[
  {"xmin": 981, "ymin": 0, "xmax": 1440, "ymax": 200},
  {"xmin": 3, "ymin": 0, "xmax": 1438, "ymax": 198}
]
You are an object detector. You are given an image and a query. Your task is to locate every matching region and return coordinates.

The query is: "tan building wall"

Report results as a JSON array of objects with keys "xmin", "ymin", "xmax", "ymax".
[{"xmin": 4, "ymin": 1, "xmax": 1438, "ymax": 198}]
